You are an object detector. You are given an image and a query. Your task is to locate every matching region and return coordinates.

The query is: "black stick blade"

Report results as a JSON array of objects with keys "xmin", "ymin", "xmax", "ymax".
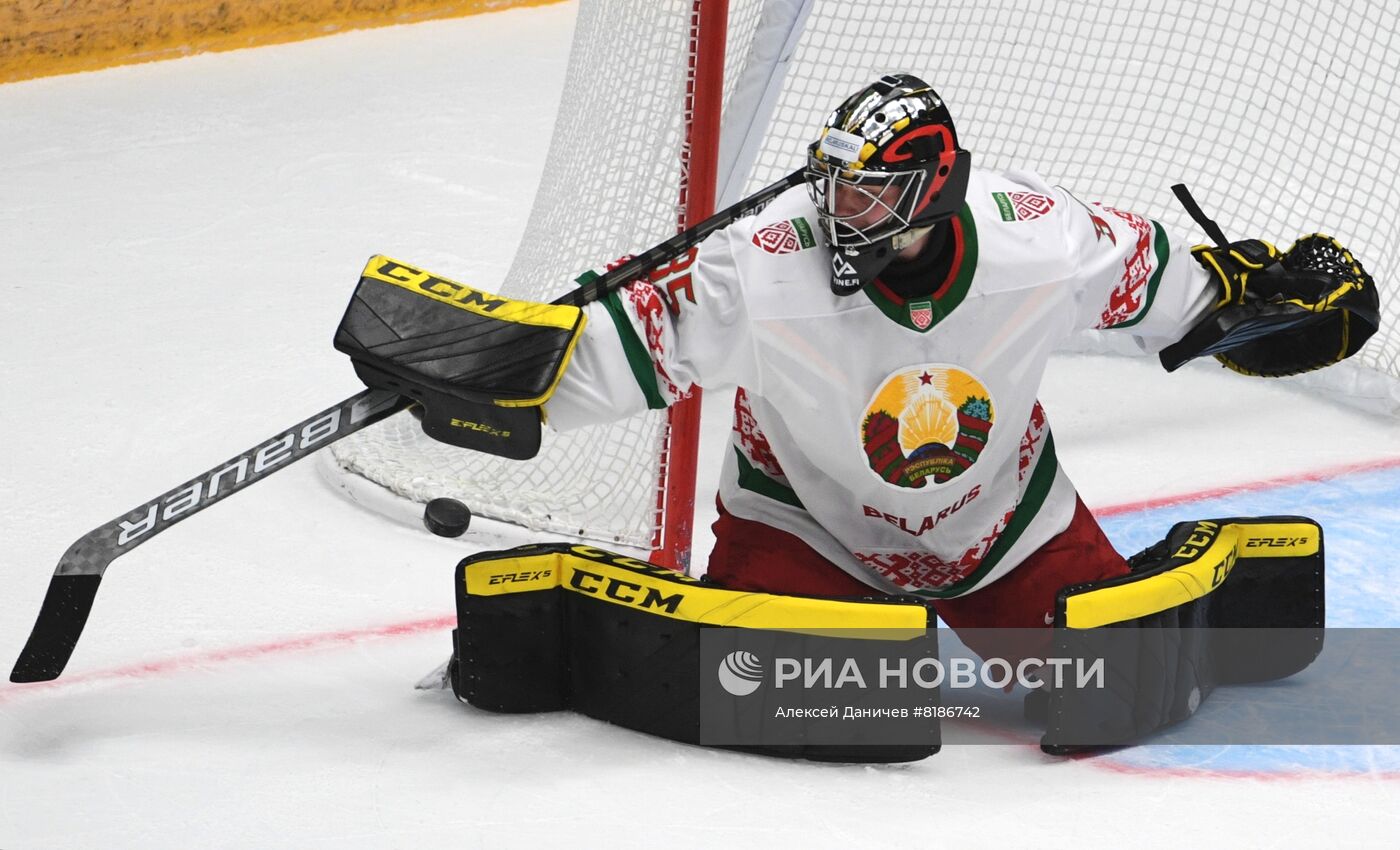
[{"xmin": 10, "ymin": 574, "xmax": 103, "ymax": 683}]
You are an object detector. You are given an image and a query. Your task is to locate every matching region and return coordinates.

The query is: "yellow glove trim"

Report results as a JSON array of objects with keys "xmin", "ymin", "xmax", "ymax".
[
  {"xmin": 362, "ymin": 255, "xmax": 583, "ymax": 331},
  {"xmin": 360, "ymin": 255, "xmax": 586, "ymax": 408}
]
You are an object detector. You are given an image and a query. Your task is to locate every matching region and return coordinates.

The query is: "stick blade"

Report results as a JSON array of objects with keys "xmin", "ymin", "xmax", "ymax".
[{"xmin": 10, "ymin": 574, "xmax": 103, "ymax": 683}]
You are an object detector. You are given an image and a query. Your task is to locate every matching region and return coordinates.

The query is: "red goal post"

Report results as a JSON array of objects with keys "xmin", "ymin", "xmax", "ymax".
[{"xmin": 651, "ymin": 0, "xmax": 732, "ymax": 569}]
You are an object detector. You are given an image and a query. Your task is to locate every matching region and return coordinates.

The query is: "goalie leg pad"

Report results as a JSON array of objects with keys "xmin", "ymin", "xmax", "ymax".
[
  {"xmin": 451, "ymin": 543, "xmax": 940, "ymax": 763},
  {"xmin": 1041, "ymin": 516, "xmax": 1324, "ymax": 754}
]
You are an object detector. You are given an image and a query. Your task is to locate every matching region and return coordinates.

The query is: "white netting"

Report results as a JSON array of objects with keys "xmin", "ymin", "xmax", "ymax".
[{"xmin": 329, "ymin": 0, "xmax": 1400, "ymax": 548}]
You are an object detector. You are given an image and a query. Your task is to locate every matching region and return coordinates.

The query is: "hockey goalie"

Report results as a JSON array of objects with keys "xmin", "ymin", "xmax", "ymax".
[{"xmin": 340, "ymin": 74, "xmax": 1376, "ymax": 759}]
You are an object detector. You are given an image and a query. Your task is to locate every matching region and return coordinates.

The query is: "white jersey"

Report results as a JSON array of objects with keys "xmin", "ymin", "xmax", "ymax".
[{"xmin": 547, "ymin": 168, "xmax": 1216, "ymax": 599}]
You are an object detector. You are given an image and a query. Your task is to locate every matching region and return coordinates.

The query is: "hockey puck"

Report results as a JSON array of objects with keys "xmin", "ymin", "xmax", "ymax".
[{"xmin": 423, "ymin": 497, "xmax": 472, "ymax": 538}]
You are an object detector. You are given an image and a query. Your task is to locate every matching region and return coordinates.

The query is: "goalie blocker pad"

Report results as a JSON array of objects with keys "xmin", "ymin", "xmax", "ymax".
[
  {"xmin": 334, "ymin": 256, "xmax": 586, "ymax": 459},
  {"xmin": 449, "ymin": 543, "xmax": 939, "ymax": 763},
  {"xmin": 1040, "ymin": 516, "xmax": 1324, "ymax": 754}
]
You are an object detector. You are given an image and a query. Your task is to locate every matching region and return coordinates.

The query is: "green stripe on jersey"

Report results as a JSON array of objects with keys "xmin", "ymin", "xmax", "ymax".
[
  {"xmin": 1104, "ymin": 220, "xmax": 1171, "ymax": 330},
  {"xmin": 574, "ymin": 270, "xmax": 667, "ymax": 410},
  {"xmin": 861, "ymin": 205, "xmax": 979, "ymax": 333},
  {"xmin": 734, "ymin": 448, "xmax": 805, "ymax": 509},
  {"xmin": 910, "ymin": 430, "xmax": 1060, "ymax": 599}
]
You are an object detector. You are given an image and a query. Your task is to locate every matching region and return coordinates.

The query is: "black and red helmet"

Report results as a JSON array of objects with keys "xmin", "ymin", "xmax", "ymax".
[{"xmin": 806, "ymin": 74, "xmax": 972, "ymax": 294}]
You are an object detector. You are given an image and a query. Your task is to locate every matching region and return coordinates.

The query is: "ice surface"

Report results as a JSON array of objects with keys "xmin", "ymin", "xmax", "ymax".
[{"xmin": 2, "ymin": 4, "xmax": 1399, "ymax": 848}]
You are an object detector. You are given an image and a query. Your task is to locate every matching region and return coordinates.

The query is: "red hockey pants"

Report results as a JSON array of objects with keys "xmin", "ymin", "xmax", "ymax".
[{"xmin": 705, "ymin": 496, "xmax": 1130, "ymax": 663}]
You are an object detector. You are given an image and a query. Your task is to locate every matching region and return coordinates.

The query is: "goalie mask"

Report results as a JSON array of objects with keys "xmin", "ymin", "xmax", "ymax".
[{"xmin": 806, "ymin": 74, "xmax": 972, "ymax": 295}]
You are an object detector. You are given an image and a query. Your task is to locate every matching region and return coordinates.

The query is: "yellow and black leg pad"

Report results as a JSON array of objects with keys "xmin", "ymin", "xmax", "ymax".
[
  {"xmin": 334, "ymin": 256, "xmax": 587, "ymax": 459},
  {"xmin": 1040, "ymin": 516, "xmax": 1324, "ymax": 754},
  {"xmin": 449, "ymin": 543, "xmax": 939, "ymax": 763}
]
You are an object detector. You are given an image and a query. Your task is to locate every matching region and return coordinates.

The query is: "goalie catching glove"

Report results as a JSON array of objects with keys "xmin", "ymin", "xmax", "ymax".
[
  {"xmin": 1159, "ymin": 234, "xmax": 1380, "ymax": 376},
  {"xmin": 334, "ymin": 256, "xmax": 585, "ymax": 459}
]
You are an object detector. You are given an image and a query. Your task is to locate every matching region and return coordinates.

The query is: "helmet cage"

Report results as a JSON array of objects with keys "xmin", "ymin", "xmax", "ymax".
[{"xmin": 806, "ymin": 146, "xmax": 929, "ymax": 249}]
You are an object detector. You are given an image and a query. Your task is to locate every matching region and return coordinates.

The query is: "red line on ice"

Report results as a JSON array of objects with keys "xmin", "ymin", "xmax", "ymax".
[
  {"xmin": 1093, "ymin": 454, "xmax": 1400, "ymax": 516},
  {"xmin": 1078, "ymin": 755, "xmax": 1400, "ymax": 781},
  {"xmin": 0, "ymin": 614, "xmax": 454, "ymax": 704}
]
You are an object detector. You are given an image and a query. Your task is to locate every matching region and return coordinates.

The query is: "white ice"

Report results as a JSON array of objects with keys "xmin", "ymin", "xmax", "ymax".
[{"xmin": 3, "ymin": 4, "xmax": 1399, "ymax": 848}]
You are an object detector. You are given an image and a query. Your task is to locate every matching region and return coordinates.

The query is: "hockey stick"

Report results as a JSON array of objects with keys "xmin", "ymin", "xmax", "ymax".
[
  {"xmin": 8, "ymin": 389, "xmax": 411, "ymax": 683},
  {"xmin": 10, "ymin": 167, "xmax": 806, "ymax": 683},
  {"xmin": 563, "ymin": 168, "xmax": 804, "ymax": 307}
]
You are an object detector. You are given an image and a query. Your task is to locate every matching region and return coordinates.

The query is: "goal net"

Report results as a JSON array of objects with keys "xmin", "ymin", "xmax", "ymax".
[{"xmin": 327, "ymin": 0, "xmax": 1400, "ymax": 557}]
